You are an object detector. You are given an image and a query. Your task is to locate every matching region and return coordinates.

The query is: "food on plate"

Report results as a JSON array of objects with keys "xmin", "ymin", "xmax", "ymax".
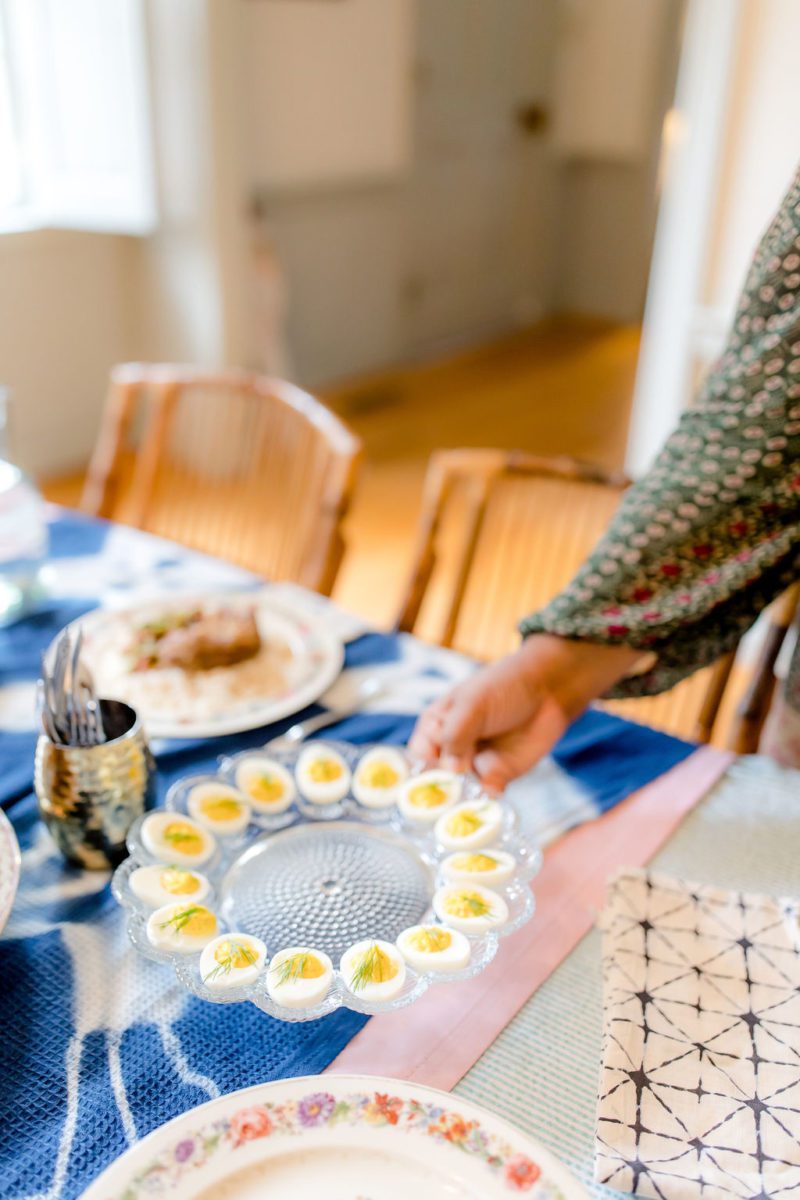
[
  {"xmin": 129, "ymin": 864, "xmax": 211, "ymax": 909},
  {"xmin": 397, "ymin": 769, "xmax": 461, "ymax": 824},
  {"xmin": 340, "ymin": 939, "xmax": 406, "ymax": 1002},
  {"xmin": 352, "ymin": 746, "xmax": 409, "ymax": 809},
  {"xmin": 147, "ymin": 902, "xmax": 218, "ymax": 953},
  {"xmin": 433, "ymin": 884, "xmax": 509, "ymax": 934},
  {"xmin": 295, "ymin": 745, "xmax": 351, "ymax": 805},
  {"xmin": 187, "ymin": 782, "xmax": 251, "ymax": 835},
  {"xmin": 396, "ymin": 924, "xmax": 471, "ymax": 973},
  {"xmin": 129, "ymin": 606, "xmax": 262, "ymax": 672},
  {"xmin": 234, "ymin": 757, "xmax": 296, "ymax": 814},
  {"xmin": 441, "ymin": 849, "xmax": 516, "ymax": 888},
  {"xmin": 267, "ymin": 947, "xmax": 334, "ymax": 1009},
  {"xmin": 200, "ymin": 933, "xmax": 267, "ymax": 990},
  {"xmin": 141, "ymin": 812, "xmax": 216, "ymax": 866},
  {"xmin": 434, "ymin": 800, "xmax": 502, "ymax": 851}
]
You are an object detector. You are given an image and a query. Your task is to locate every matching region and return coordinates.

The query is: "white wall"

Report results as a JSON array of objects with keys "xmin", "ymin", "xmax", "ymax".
[
  {"xmin": 245, "ymin": 0, "xmax": 413, "ymax": 192},
  {"xmin": 3, "ymin": 0, "xmax": 252, "ymax": 479},
  {"xmin": 244, "ymin": 0, "xmax": 563, "ymax": 385},
  {"xmin": 702, "ymin": 0, "xmax": 800, "ymax": 320},
  {"xmin": 0, "ymin": 230, "xmax": 136, "ymax": 476},
  {"xmin": 627, "ymin": 0, "xmax": 800, "ymax": 476}
]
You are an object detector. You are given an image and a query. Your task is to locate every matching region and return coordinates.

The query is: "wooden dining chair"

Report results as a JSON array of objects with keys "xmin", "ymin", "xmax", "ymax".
[
  {"xmin": 395, "ymin": 448, "xmax": 736, "ymax": 744},
  {"xmin": 81, "ymin": 365, "xmax": 363, "ymax": 596}
]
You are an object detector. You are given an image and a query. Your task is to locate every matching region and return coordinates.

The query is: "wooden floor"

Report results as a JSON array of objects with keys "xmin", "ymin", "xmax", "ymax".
[
  {"xmin": 41, "ymin": 316, "xmax": 747, "ymax": 745},
  {"xmin": 328, "ymin": 316, "xmax": 640, "ymax": 628}
]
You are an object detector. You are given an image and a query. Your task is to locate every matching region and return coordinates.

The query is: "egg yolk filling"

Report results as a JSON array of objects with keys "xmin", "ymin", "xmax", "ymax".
[
  {"xmin": 200, "ymin": 796, "xmax": 243, "ymax": 822},
  {"xmin": 408, "ymin": 782, "xmax": 448, "ymax": 808},
  {"xmin": 293, "ymin": 954, "xmax": 325, "ymax": 979},
  {"xmin": 250, "ymin": 773, "xmax": 284, "ymax": 803},
  {"xmin": 162, "ymin": 905, "xmax": 217, "ymax": 937},
  {"xmin": 214, "ymin": 940, "xmax": 256, "ymax": 969},
  {"xmin": 307, "ymin": 759, "xmax": 343, "ymax": 783},
  {"xmin": 452, "ymin": 853, "xmax": 497, "ymax": 873},
  {"xmin": 159, "ymin": 868, "xmax": 200, "ymax": 895},
  {"xmin": 444, "ymin": 891, "xmax": 492, "ymax": 919},
  {"xmin": 408, "ymin": 927, "xmax": 452, "ymax": 953},
  {"xmin": 271, "ymin": 952, "xmax": 326, "ymax": 984},
  {"xmin": 445, "ymin": 809, "xmax": 483, "ymax": 838},
  {"xmin": 352, "ymin": 945, "xmax": 399, "ymax": 988},
  {"xmin": 359, "ymin": 762, "xmax": 400, "ymax": 788},
  {"xmin": 163, "ymin": 821, "xmax": 205, "ymax": 855}
]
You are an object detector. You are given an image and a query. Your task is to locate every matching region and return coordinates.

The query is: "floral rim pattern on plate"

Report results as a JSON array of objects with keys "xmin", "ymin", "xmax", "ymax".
[{"xmin": 115, "ymin": 1088, "xmax": 561, "ymax": 1197}]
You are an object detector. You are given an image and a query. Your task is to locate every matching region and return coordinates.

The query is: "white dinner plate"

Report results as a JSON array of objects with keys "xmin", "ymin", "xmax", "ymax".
[
  {"xmin": 69, "ymin": 591, "xmax": 344, "ymax": 740},
  {"xmin": 81, "ymin": 1074, "xmax": 588, "ymax": 1200},
  {"xmin": 0, "ymin": 807, "xmax": 21, "ymax": 934}
]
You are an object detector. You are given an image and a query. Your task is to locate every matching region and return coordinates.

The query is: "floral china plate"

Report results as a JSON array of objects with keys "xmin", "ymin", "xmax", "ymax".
[
  {"xmin": 71, "ymin": 591, "xmax": 344, "ymax": 740},
  {"xmin": 80, "ymin": 1074, "xmax": 589, "ymax": 1200}
]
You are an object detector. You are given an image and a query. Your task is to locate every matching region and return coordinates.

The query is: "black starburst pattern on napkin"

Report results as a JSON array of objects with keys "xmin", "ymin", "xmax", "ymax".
[{"xmin": 596, "ymin": 871, "xmax": 800, "ymax": 1200}]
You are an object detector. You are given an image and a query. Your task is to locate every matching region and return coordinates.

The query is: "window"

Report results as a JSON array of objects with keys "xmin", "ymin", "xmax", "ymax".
[{"xmin": 0, "ymin": 0, "xmax": 156, "ymax": 234}]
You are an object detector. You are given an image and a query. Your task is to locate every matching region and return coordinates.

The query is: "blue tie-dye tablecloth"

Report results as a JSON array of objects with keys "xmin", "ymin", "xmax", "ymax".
[{"xmin": 0, "ymin": 510, "xmax": 694, "ymax": 1199}]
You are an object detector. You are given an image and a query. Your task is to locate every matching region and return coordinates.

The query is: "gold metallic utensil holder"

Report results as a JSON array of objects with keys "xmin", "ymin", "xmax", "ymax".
[{"xmin": 34, "ymin": 699, "xmax": 156, "ymax": 869}]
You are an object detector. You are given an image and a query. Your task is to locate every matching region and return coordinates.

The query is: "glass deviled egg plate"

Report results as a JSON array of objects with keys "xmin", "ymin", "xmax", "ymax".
[{"xmin": 112, "ymin": 741, "xmax": 541, "ymax": 1021}]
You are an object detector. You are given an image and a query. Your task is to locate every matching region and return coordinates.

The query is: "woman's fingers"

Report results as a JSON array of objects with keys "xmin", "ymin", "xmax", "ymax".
[
  {"xmin": 408, "ymin": 695, "xmax": 452, "ymax": 762},
  {"xmin": 409, "ymin": 681, "xmax": 486, "ymax": 771},
  {"xmin": 437, "ymin": 682, "xmax": 488, "ymax": 771},
  {"xmin": 472, "ymin": 693, "xmax": 570, "ymax": 792}
]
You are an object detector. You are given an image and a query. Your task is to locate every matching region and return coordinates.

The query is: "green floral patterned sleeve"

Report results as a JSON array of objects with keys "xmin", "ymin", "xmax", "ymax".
[{"xmin": 520, "ymin": 165, "xmax": 800, "ymax": 700}]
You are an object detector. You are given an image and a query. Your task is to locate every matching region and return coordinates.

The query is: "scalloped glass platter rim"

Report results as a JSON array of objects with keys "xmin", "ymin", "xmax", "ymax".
[
  {"xmin": 80, "ymin": 1074, "xmax": 589, "ymax": 1200},
  {"xmin": 113, "ymin": 741, "xmax": 541, "ymax": 1021},
  {"xmin": 62, "ymin": 591, "xmax": 345, "ymax": 740}
]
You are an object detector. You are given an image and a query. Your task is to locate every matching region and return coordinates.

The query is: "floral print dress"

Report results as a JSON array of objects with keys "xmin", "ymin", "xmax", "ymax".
[{"xmin": 521, "ymin": 165, "xmax": 800, "ymax": 760}]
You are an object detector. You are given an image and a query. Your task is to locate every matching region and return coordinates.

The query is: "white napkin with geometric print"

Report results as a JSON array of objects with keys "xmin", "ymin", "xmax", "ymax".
[{"xmin": 596, "ymin": 868, "xmax": 800, "ymax": 1200}]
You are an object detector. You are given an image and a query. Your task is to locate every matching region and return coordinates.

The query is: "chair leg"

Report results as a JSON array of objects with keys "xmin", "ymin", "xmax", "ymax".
[
  {"xmin": 692, "ymin": 649, "xmax": 736, "ymax": 744},
  {"xmin": 728, "ymin": 585, "xmax": 800, "ymax": 754}
]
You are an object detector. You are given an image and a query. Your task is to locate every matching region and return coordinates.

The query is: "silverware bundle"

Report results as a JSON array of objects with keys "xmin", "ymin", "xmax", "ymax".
[
  {"xmin": 38, "ymin": 626, "xmax": 106, "ymax": 746},
  {"xmin": 35, "ymin": 628, "xmax": 155, "ymax": 868}
]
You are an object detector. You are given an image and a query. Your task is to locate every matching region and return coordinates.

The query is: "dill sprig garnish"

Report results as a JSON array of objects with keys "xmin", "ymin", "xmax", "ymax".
[
  {"xmin": 163, "ymin": 828, "xmax": 200, "ymax": 847},
  {"xmin": 461, "ymin": 893, "xmax": 491, "ymax": 917},
  {"xmin": 202, "ymin": 939, "xmax": 257, "ymax": 984},
  {"xmin": 158, "ymin": 905, "xmax": 204, "ymax": 934},
  {"xmin": 270, "ymin": 952, "xmax": 310, "ymax": 986},
  {"xmin": 349, "ymin": 943, "xmax": 393, "ymax": 992}
]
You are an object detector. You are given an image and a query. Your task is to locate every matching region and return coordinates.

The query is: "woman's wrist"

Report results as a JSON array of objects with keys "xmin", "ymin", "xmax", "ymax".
[{"xmin": 516, "ymin": 634, "xmax": 643, "ymax": 721}]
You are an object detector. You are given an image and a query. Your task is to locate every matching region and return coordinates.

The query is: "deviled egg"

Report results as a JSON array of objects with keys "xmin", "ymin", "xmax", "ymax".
[
  {"xmin": 397, "ymin": 924, "xmax": 471, "ymax": 974},
  {"xmin": 187, "ymin": 782, "xmax": 251, "ymax": 836},
  {"xmin": 352, "ymin": 746, "xmax": 409, "ymax": 809},
  {"xmin": 234, "ymin": 756, "xmax": 296, "ymax": 815},
  {"xmin": 340, "ymin": 939, "xmax": 406, "ymax": 1002},
  {"xmin": 433, "ymin": 884, "xmax": 509, "ymax": 935},
  {"xmin": 200, "ymin": 932, "xmax": 267, "ymax": 990},
  {"xmin": 295, "ymin": 745, "xmax": 351, "ymax": 806},
  {"xmin": 129, "ymin": 864, "xmax": 210, "ymax": 910},
  {"xmin": 267, "ymin": 946, "xmax": 334, "ymax": 1009},
  {"xmin": 397, "ymin": 770, "xmax": 461, "ymax": 824},
  {"xmin": 146, "ymin": 902, "xmax": 218, "ymax": 954},
  {"xmin": 434, "ymin": 800, "xmax": 502, "ymax": 851},
  {"xmin": 141, "ymin": 812, "xmax": 216, "ymax": 866},
  {"xmin": 441, "ymin": 849, "xmax": 516, "ymax": 888}
]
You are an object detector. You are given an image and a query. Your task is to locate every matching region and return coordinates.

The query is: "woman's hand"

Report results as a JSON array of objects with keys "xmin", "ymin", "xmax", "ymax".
[{"xmin": 409, "ymin": 634, "xmax": 642, "ymax": 793}]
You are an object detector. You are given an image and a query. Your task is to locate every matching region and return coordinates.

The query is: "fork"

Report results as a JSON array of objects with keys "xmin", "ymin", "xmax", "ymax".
[{"xmin": 266, "ymin": 676, "xmax": 386, "ymax": 750}]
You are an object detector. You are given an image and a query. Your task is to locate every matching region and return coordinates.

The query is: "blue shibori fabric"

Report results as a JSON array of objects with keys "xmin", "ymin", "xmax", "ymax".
[{"xmin": 0, "ymin": 511, "xmax": 695, "ymax": 1199}]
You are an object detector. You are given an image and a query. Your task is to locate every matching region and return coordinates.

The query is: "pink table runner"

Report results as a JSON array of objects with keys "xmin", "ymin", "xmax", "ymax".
[{"xmin": 328, "ymin": 745, "xmax": 734, "ymax": 1089}]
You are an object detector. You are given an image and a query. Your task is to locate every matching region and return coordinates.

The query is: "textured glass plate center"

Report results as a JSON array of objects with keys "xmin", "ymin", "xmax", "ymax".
[{"xmin": 219, "ymin": 821, "xmax": 434, "ymax": 961}]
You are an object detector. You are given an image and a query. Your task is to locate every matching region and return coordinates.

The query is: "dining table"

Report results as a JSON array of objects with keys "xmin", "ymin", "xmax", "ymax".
[{"xmin": 1, "ymin": 506, "xmax": 796, "ymax": 1200}]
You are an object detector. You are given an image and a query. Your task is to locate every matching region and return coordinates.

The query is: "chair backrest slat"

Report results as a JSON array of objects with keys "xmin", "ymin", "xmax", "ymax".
[
  {"xmin": 396, "ymin": 447, "xmax": 737, "ymax": 744},
  {"xmin": 81, "ymin": 364, "xmax": 362, "ymax": 596}
]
